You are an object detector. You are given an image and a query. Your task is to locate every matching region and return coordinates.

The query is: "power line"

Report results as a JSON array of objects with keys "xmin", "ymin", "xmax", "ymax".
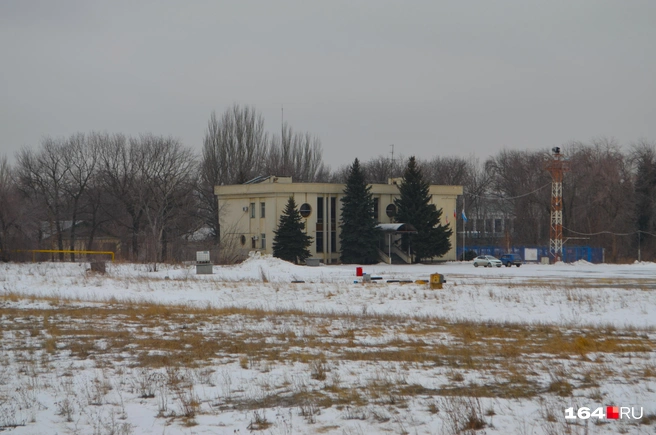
[
  {"xmin": 467, "ymin": 183, "xmax": 551, "ymax": 200},
  {"xmin": 562, "ymin": 226, "xmax": 656, "ymax": 238}
]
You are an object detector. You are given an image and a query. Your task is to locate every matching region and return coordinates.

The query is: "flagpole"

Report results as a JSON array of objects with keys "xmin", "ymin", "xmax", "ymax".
[{"xmin": 462, "ymin": 196, "xmax": 465, "ymax": 261}]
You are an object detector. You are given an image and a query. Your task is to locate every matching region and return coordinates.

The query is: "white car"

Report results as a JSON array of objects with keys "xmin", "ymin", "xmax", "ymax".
[{"xmin": 473, "ymin": 255, "xmax": 502, "ymax": 267}]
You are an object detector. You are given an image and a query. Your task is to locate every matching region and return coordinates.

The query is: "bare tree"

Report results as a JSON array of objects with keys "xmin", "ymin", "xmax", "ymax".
[
  {"xmin": 422, "ymin": 155, "xmax": 489, "ymax": 240},
  {"xmin": 329, "ymin": 163, "xmax": 352, "ymax": 183},
  {"xmin": 0, "ymin": 155, "xmax": 23, "ymax": 261},
  {"xmin": 631, "ymin": 140, "xmax": 656, "ymax": 259},
  {"xmin": 423, "ymin": 156, "xmax": 473, "ymax": 186},
  {"xmin": 564, "ymin": 138, "xmax": 635, "ymax": 260},
  {"xmin": 134, "ymin": 134, "xmax": 198, "ymax": 262},
  {"xmin": 77, "ymin": 133, "xmax": 116, "ymax": 253},
  {"xmin": 204, "ymin": 104, "xmax": 268, "ymax": 185},
  {"xmin": 361, "ymin": 154, "xmax": 405, "ymax": 184},
  {"xmin": 197, "ymin": 137, "xmax": 222, "ymax": 244},
  {"xmin": 60, "ymin": 133, "xmax": 99, "ymax": 260},
  {"xmin": 98, "ymin": 133, "xmax": 145, "ymax": 260},
  {"xmin": 15, "ymin": 138, "xmax": 69, "ymax": 260},
  {"xmin": 266, "ymin": 123, "xmax": 329, "ymax": 182},
  {"xmin": 485, "ymin": 150, "xmax": 551, "ymax": 246},
  {"xmin": 199, "ymin": 105, "xmax": 269, "ymax": 245}
]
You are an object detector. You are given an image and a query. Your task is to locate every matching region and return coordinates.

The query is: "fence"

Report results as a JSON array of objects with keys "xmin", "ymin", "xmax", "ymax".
[
  {"xmin": 1, "ymin": 249, "xmax": 115, "ymax": 262},
  {"xmin": 456, "ymin": 246, "xmax": 604, "ymax": 263}
]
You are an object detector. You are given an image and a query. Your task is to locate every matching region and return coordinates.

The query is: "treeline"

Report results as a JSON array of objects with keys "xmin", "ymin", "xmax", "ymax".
[
  {"xmin": 0, "ymin": 104, "xmax": 655, "ymax": 263},
  {"xmin": 0, "ymin": 105, "xmax": 328, "ymax": 263},
  {"xmin": 354, "ymin": 138, "xmax": 655, "ymax": 262}
]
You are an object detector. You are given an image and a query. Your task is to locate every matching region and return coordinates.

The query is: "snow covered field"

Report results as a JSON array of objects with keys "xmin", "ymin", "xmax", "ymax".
[{"xmin": 1, "ymin": 257, "xmax": 655, "ymax": 434}]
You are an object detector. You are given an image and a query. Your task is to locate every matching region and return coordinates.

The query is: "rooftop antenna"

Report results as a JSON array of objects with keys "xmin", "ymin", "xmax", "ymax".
[
  {"xmin": 390, "ymin": 144, "xmax": 394, "ymax": 166},
  {"xmin": 281, "ymin": 105, "xmax": 284, "ymax": 140}
]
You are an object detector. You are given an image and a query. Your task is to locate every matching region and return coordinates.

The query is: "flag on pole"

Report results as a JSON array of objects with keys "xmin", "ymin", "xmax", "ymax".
[{"xmin": 461, "ymin": 209, "xmax": 468, "ymax": 222}]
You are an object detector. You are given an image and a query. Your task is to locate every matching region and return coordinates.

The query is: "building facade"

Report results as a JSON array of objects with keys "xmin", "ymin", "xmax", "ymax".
[{"xmin": 214, "ymin": 176, "xmax": 463, "ymax": 263}]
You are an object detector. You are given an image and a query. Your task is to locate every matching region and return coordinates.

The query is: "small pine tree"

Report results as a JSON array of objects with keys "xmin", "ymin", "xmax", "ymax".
[
  {"xmin": 394, "ymin": 156, "xmax": 453, "ymax": 263},
  {"xmin": 273, "ymin": 196, "xmax": 313, "ymax": 264},
  {"xmin": 339, "ymin": 158, "xmax": 380, "ymax": 264}
]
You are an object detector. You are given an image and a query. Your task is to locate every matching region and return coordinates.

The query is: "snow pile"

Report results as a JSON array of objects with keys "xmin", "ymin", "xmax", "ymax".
[
  {"xmin": 241, "ymin": 252, "xmax": 307, "ymax": 272},
  {"xmin": 633, "ymin": 260, "xmax": 656, "ymax": 265},
  {"xmin": 571, "ymin": 259, "xmax": 593, "ymax": 266},
  {"xmin": 214, "ymin": 253, "xmax": 338, "ymax": 283}
]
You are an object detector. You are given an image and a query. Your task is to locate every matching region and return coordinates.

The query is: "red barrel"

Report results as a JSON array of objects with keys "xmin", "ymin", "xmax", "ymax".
[{"xmin": 356, "ymin": 267, "xmax": 363, "ymax": 277}]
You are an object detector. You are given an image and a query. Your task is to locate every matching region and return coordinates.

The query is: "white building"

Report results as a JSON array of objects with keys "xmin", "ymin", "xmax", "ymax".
[{"xmin": 214, "ymin": 176, "xmax": 462, "ymax": 263}]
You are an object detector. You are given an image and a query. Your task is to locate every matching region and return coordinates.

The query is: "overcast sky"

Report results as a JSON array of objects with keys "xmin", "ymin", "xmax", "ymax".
[{"xmin": 2, "ymin": 0, "xmax": 655, "ymax": 169}]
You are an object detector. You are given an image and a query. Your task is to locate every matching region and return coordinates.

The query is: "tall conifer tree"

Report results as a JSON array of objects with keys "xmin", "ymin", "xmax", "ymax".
[
  {"xmin": 273, "ymin": 196, "xmax": 313, "ymax": 264},
  {"xmin": 339, "ymin": 158, "xmax": 380, "ymax": 264},
  {"xmin": 394, "ymin": 156, "xmax": 452, "ymax": 262}
]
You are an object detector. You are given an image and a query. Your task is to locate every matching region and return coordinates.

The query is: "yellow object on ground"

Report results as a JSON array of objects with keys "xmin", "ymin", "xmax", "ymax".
[{"xmin": 430, "ymin": 273, "xmax": 445, "ymax": 289}]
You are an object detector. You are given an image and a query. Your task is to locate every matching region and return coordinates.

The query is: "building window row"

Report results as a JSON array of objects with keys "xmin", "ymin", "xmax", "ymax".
[{"xmin": 250, "ymin": 202, "xmax": 267, "ymax": 218}]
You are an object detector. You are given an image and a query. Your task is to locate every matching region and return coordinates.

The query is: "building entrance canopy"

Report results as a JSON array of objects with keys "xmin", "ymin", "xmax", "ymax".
[
  {"xmin": 375, "ymin": 223, "xmax": 418, "ymax": 234},
  {"xmin": 376, "ymin": 223, "xmax": 417, "ymax": 264}
]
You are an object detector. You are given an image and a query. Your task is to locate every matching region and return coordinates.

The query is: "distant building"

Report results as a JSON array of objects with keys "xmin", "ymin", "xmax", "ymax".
[
  {"xmin": 214, "ymin": 176, "xmax": 462, "ymax": 263},
  {"xmin": 40, "ymin": 220, "xmax": 121, "ymax": 259}
]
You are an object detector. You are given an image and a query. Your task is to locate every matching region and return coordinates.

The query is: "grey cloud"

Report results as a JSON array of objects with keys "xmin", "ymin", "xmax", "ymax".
[{"xmin": 1, "ymin": 0, "xmax": 655, "ymax": 167}]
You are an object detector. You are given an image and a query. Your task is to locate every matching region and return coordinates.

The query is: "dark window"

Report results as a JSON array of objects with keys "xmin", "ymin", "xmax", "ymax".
[
  {"xmin": 261, "ymin": 233, "xmax": 266, "ymax": 249},
  {"xmin": 386, "ymin": 204, "xmax": 396, "ymax": 218},
  {"xmin": 373, "ymin": 198, "xmax": 379, "ymax": 222},
  {"xmin": 300, "ymin": 203, "xmax": 312, "ymax": 218},
  {"xmin": 316, "ymin": 197, "xmax": 323, "ymax": 223},
  {"xmin": 260, "ymin": 202, "xmax": 265, "ymax": 218},
  {"xmin": 331, "ymin": 197, "xmax": 337, "ymax": 251},
  {"xmin": 330, "ymin": 197, "xmax": 336, "ymax": 222},
  {"xmin": 251, "ymin": 237, "xmax": 256, "ymax": 249},
  {"xmin": 250, "ymin": 203, "xmax": 255, "ymax": 218},
  {"xmin": 240, "ymin": 235, "xmax": 246, "ymax": 246},
  {"xmin": 316, "ymin": 231, "xmax": 323, "ymax": 252}
]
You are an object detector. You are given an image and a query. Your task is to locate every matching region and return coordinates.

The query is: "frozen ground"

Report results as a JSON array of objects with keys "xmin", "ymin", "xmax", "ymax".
[
  {"xmin": 0, "ymin": 257, "xmax": 655, "ymax": 434},
  {"xmin": 4, "ymin": 256, "xmax": 656, "ymax": 327}
]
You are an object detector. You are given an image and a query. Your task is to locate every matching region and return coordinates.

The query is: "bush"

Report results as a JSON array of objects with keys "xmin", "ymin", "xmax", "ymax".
[{"xmin": 460, "ymin": 250, "xmax": 477, "ymax": 261}]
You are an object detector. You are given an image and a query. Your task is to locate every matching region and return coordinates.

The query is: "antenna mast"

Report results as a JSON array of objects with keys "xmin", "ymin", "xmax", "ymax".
[{"xmin": 545, "ymin": 147, "xmax": 570, "ymax": 262}]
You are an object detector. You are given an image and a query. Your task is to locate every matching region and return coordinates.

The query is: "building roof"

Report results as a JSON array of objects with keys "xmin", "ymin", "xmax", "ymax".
[{"xmin": 215, "ymin": 178, "xmax": 462, "ymax": 197}]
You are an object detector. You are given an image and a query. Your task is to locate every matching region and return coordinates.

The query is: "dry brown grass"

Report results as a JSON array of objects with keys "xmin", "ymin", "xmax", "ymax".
[{"xmin": 1, "ymin": 294, "xmax": 654, "ymax": 418}]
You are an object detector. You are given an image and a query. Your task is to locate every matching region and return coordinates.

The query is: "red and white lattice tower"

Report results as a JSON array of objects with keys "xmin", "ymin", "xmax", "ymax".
[{"xmin": 545, "ymin": 147, "xmax": 570, "ymax": 262}]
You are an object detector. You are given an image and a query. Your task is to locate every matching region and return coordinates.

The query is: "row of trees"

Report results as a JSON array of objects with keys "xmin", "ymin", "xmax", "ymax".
[
  {"xmin": 478, "ymin": 139, "xmax": 651, "ymax": 262},
  {"xmin": 9, "ymin": 133, "xmax": 198, "ymax": 263},
  {"xmin": 335, "ymin": 139, "xmax": 655, "ymax": 262},
  {"xmin": 273, "ymin": 156, "xmax": 452, "ymax": 264},
  {"xmin": 0, "ymin": 104, "xmax": 328, "ymax": 263},
  {"xmin": 1, "ymin": 102, "xmax": 655, "ymax": 263}
]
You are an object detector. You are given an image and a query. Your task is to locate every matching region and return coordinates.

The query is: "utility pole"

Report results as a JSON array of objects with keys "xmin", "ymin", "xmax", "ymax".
[
  {"xmin": 462, "ymin": 195, "xmax": 465, "ymax": 261},
  {"xmin": 545, "ymin": 147, "xmax": 570, "ymax": 262}
]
